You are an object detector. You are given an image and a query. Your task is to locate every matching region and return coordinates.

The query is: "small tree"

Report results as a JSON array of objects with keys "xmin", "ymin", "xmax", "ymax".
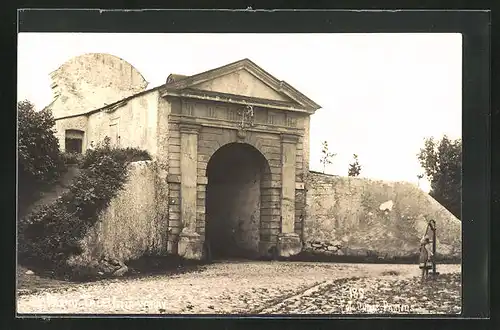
[
  {"xmin": 18, "ymin": 100, "xmax": 65, "ymax": 205},
  {"xmin": 417, "ymin": 173, "xmax": 424, "ymax": 187},
  {"xmin": 348, "ymin": 154, "xmax": 362, "ymax": 177},
  {"xmin": 417, "ymin": 135, "xmax": 462, "ymax": 219},
  {"xmin": 320, "ymin": 140, "xmax": 336, "ymax": 174}
]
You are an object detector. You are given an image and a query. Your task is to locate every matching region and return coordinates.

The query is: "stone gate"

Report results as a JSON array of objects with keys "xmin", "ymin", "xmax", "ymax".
[{"xmin": 160, "ymin": 60, "xmax": 321, "ymax": 259}]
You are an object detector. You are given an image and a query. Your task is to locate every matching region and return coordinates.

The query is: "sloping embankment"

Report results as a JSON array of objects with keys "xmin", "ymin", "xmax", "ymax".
[
  {"xmin": 303, "ymin": 172, "xmax": 461, "ymax": 261},
  {"xmin": 19, "ymin": 165, "xmax": 81, "ymax": 220}
]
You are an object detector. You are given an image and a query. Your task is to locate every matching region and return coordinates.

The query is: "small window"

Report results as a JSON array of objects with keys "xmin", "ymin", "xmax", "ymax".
[{"xmin": 65, "ymin": 129, "xmax": 84, "ymax": 154}]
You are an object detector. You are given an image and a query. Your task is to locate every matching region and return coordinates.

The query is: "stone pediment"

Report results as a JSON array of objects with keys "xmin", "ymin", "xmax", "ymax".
[
  {"xmin": 162, "ymin": 59, "xmax": 321, "ymax": 114},
  {"xmin": 190, "ymin": 69, "xmax": 292, "ymax": 102}
]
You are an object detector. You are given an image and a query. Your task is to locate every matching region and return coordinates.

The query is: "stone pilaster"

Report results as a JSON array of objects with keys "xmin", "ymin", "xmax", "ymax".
[
  {"xmin": 277, "ymin": 133, "xmax": 302, "ymax": 257},
  {"xmin": 280, "ymin": 133, "xmax": 299, "ymax": 233},
  {"xmin": 178, "ymin": 121, "xmax": 203, "ymax": 260}
]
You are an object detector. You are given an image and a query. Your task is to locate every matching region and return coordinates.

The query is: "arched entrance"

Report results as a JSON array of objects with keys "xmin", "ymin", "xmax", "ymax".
[{"xmin": 205, "ymin": 142, "xmax": 271, "ymax": 259}]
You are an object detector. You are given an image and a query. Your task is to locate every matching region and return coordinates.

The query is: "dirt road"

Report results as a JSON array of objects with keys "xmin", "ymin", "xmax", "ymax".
[{"xmin": 17, "ymin": 261, "xmax": 461, "ymax": 315}]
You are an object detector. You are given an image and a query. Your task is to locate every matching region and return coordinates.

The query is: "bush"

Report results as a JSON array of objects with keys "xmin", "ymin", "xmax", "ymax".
[
  {"xmin": 18, "ymin": 137, "xmax": 151, "ymax": 273},
  {"xmin": 81, "ymin": 138, "xmax": 151, "ymax": 168},
  {"xmin": 18, "ymin": 100, "xmax": 66, "ymax": 204},
  {"xmin": 18, "ymin": 202, "xmax": 83, "ymax": 266}
]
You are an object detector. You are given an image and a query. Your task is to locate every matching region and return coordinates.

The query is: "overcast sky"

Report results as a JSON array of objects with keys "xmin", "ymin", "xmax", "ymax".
[{"xmin": 17, "ymin": 33, "xmax": 462, "ymax": 192}]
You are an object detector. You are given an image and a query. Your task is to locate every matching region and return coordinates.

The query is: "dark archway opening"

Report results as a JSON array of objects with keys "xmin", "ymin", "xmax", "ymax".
[
  {"xmin": 65, "ymin": 138, "xmax": 82, "ymax": 153},
  {"xmin": 205, "ymin": 142, "xmax": 270, "ymax": 260}
]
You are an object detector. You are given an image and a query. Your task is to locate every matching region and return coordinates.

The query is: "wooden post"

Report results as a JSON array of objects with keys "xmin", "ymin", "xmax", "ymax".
[
  {"xmin": 429, "ymin": 220, "xmax": 439, "ymax": 277},
  {"xmin": 432, "ymin": 223, "xmax": 436, "ymax": 274}
]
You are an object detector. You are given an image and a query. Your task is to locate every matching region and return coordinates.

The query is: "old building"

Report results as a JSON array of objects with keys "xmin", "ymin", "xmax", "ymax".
[{"xmin": 47, "ymin": 53, "xmax": 461, "ymax": 263}]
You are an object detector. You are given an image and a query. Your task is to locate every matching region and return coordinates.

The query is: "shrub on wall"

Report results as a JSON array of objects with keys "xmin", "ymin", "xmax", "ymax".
[
  {"xmin": 18, "ymin": 137, "xmax": 151, "ymax": 274},
  {"xmin": 347, "ymin": 154, "xmax": 362, "ymax": 177}
]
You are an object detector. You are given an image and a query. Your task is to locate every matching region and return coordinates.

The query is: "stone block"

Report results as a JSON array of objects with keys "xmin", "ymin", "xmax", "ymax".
[
  {"xmin": 113, "ymin": 265, "xmax": 129, "ymax": 277},
  {"xmin": 258, "ymin": 241, "xmax": 276, "ymax": 257},
  {"xmin": 177, "ymin": 230, "xmax": 203, "ymax": 260},
  {"xmin": 167, "ymin": 239, "xmax": 178, "ymax": 254},
  {"xmin": 277, "ymin": 233, "xmax": 302, "ymax": 257}
]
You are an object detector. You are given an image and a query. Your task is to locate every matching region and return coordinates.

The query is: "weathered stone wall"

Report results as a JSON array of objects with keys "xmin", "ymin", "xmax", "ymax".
[
  {"xmin": 225, "ymin": 178, "xmax": 261, "ymax": 254},
  {"xmin": 48, "ymin": 53, "xmax": 148, "ymax": 119},
  {"xmin": 154, "ymin": 95, "xmax": 171, "ymax": 254},
  {"xmin": 303, "ymin": 172, "xmax": 462, "ymax": 260},
  {"xmin": 68, "ymin": 161, "xmax": 164, "ymax": 268}
]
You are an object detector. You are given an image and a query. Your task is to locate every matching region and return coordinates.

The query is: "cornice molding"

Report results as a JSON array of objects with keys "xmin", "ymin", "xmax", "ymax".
[
  {"xmin": 169, "ymin": 114, "xmax": 304, "ymax": 136},
  {"xmin": 163, "ymin": 89, "xmax": 313, "ymax": 114}
]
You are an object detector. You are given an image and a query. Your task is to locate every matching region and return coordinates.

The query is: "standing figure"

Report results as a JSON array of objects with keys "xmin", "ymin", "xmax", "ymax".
[{"xmin": 419, "ymin": 236, "xmax": 433, "ymax": 281}]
